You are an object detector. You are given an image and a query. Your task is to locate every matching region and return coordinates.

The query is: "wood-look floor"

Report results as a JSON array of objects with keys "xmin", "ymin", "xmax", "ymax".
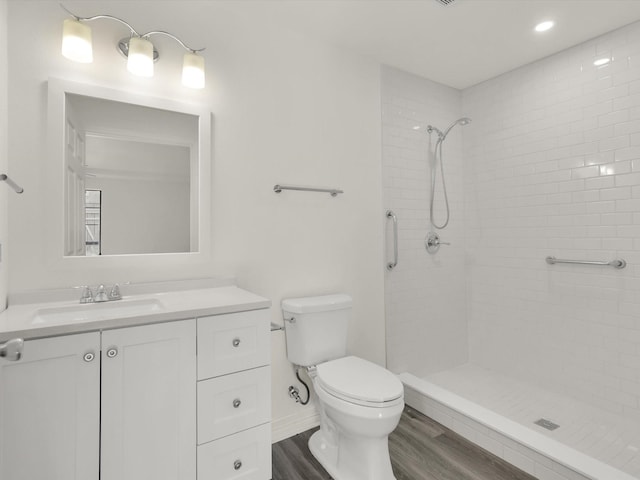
[{"xmin": 272, "ymin": 406, "xmax": 538, "ymax": 480}]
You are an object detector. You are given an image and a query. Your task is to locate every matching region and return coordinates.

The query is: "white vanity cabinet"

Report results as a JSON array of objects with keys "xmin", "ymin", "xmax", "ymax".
[
  {"xmin": 0, "ymin": 304, "xmax": 272, "ymax": 480},
  {"xmin": 0, "ymin": 332, "xmax": 101, "ymax": 480}
]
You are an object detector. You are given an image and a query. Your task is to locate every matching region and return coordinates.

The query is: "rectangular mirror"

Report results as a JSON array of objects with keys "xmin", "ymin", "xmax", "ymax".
[
  {"xmin": 65, "ymin": 93, "xmax": 197, "ymax": 256},
  {"xmin": 47, "ymin": 78, "xmax": 211, "ymax": 263}
]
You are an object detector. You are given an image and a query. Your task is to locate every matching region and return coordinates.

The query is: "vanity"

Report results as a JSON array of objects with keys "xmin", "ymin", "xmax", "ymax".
[{"xmin": 0, "ymin": 283, "xmax": 272, "ymax": 480}]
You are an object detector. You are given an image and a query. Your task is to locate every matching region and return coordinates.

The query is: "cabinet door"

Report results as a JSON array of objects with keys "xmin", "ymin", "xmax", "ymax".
[
  {"xmin": 0, "ymin": 332, "xmax": 100, "ymax": 480},
  {"xmin": 101, "ymin": 320, "xmax": 196, "ymax": 480}
]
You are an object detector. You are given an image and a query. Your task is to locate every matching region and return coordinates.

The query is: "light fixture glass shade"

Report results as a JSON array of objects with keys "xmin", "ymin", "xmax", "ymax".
[
  {"xmin": 182, "ymin": 52, "xmax": 205, "ymax": 89},
  {"xmin": 127, "ymin": 36, "xmax": 154, "ymax": 77},
  {"xmin": 62, "ymin": 18, "xmax": 93, "ymax": 63}
]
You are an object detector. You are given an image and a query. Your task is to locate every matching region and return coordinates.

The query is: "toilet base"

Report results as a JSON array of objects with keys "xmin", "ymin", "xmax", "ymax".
[{"xmin": 308, "ymin": 429, "xmax": 397, "ymax": 480}]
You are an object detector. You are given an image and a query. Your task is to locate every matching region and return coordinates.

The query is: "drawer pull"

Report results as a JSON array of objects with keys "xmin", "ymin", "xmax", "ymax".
[
  {"xmin": 233, "ymin": 459, "xmax": 242, "ymax": 470},
  {"xmin": 233, "ymin": 398, "xmax": 242, "ymax": 408},
  {"xmin": 232, "ymin": 338, "xmax": 241, "ymax": 348}
]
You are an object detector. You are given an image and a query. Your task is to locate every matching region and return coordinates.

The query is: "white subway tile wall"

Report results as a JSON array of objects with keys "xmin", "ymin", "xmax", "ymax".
[
  {"xmin": 382, "ymin": 66, "xmax": 468, "ymax": 377},
  {"xmin": 464, "ymin": 21, "xmax": 640, "ymax": 421}
]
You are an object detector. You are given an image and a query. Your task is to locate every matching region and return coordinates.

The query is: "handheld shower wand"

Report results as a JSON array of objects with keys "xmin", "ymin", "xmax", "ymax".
[{"xmin": 425, "ymin": 117, "xmax": 471, "ymax": 231}]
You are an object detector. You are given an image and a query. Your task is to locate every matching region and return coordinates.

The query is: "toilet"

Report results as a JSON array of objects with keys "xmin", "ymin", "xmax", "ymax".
[{"xmin": 282, "ymin": 294, "xmax": 404, "ymax": 480}]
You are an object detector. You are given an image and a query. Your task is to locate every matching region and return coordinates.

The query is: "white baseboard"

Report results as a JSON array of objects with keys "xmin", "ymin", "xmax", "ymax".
[{"xmin": 271, "ymin": 410, "xmax": 321, "ymax": 444}]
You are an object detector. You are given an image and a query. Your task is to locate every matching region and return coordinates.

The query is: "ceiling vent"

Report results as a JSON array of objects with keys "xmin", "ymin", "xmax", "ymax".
[{"xmin": 434, "ymin": 0, "xmax": 457, "ymax": 5}]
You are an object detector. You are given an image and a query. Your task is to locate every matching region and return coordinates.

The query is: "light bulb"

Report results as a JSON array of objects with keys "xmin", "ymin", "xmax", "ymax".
[
  {"xmin": 62, "ymin": 18, "xmax": 93, "ymax": 63},
  {"xmin": 127, "ymin": 37, "xmax": 154, "ymax": 77},
  {"xmin": 182, "ymin": 52, "xmax": 205, "ymax": 89}
]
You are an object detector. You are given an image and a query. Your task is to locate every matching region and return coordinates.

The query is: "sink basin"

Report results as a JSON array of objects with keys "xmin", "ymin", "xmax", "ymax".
[{"xmin": 32, "ymin": 298, "xmax": 165, "ymax": 325}]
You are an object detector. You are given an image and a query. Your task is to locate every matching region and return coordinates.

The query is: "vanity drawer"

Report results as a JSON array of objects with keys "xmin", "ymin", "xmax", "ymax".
[
  {"xmin": 197, "ymin": 366, "xmax": 271, "ymax": 444},
  {"xmin": 197, "ymin": 309, "xmax": 269, "ymax": 379},
  {"xmin": 197, "ymin": 423, "xmax": 271, "ymax": 480}
]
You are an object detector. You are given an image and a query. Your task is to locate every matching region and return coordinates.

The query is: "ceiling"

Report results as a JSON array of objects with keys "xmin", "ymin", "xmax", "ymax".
[{"xmin": 219, "ymin": 0, "xmax": 640, "ymax": 89}]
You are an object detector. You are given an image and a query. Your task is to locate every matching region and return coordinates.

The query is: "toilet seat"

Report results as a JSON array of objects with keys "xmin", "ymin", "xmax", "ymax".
[{"xmin": 315, "ymin": 356, "xmax": 404, "ymax": 408}]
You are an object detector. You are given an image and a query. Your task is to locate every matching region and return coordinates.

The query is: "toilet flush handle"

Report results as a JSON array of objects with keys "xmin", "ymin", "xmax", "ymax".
[{"xmin": 284, "ymin": 316, "xmax": 296, "ymax": 325}]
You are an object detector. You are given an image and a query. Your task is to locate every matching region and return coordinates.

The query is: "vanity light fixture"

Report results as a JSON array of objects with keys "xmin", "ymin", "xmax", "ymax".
[{"xmin": 60, "ymin": 4, "xmax": 206, "ymax": 88}]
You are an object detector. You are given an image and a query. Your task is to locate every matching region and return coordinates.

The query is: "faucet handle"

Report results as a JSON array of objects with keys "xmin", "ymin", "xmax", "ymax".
[
  {"xmin": 109, "ymin": 283, "xmax": 122, "ymax": 301},
  {"xmin": 75, "ymin": 285, "xmax": 94, "ymax": 304},
  {"xmin": 425, "ymin": 232, "xmax": 451, "ymax": 254}
]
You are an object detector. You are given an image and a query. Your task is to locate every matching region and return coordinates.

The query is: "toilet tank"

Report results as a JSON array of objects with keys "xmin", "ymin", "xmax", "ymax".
[{"xmin": 282, "ymin": 294, "xmax": 352, "ymax": 367}]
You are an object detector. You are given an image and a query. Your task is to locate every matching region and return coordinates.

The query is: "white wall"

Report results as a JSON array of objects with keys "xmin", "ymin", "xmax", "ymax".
[
  {"xmin": 464, "ymin": 21, "xmax": 640, "ymax": 420},
  {"xmin": 6, "ymin": 1, "xmax": 385, "ymax": 439},
  {"xmin": 0, "ymin": 0, "xmax": 7, "ymax": 311},
  {"xmin": 381, "ymin": 66, "xmax": 468, "ymax": 377}
]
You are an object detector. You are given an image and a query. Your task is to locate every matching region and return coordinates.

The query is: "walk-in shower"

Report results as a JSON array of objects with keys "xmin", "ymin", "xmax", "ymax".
[{"xmin": 383, "ymin": 35, "xmax": 640, "ymax": 479}]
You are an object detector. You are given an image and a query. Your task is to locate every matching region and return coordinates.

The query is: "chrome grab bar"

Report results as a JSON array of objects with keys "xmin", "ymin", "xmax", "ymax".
[
  {"xmin": 273, "ymin": 184, "xmax": 343, "ymax": 197},
  {"xmin": 0, "ymin": 338, "xmax": 24, "ymax": 361},
  {"xmin": 545, "ymin": 256, "xmax": 626, "ymax": 269},
  {"xmin": 386, "ymin": 210, "xmax": 398, "ymax": 271}
]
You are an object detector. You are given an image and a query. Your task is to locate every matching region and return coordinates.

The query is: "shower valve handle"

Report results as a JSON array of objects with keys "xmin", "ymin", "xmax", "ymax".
[{"xmin": 425, "ymin": 232, "xmax": 449, "ymax": 254}]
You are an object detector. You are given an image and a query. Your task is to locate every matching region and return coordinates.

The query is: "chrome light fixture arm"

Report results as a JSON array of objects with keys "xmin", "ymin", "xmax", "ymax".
[
  {"xmin": 143, "ymin": 31, "xmax": 205, "ymax": 54},
  {"xmin": 60, "ymin": 4, "xmax": 140, "ymax": 37}
]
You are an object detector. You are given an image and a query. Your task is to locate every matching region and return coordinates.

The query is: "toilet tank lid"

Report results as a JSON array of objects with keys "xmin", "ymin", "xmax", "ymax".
[{"xmin": 281, "ymin": 294, "xmax": 352, "ymax": 314}]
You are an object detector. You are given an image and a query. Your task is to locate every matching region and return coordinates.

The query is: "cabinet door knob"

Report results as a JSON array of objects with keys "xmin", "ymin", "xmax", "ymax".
[
  {"xmin": 83, "ymin": 351, "xmax": 95, "ymax": 362},
  {"xmin": 0, "ymin": 338, "xmax": 24, "ymax": 361},
  {"xmin": 233, "ymin": 460, "xmax": 242, "ymax": 470},
  {"xmin": 106, "ymin": 347, "xmax": 118, "ymax": 358},
  {"xmin": 232, "ymin": 338, "xmax": 241, "ymax": 348},
  {"xmin": 233, "ymin": 398, "xmax": 242, "ymax": 408}
]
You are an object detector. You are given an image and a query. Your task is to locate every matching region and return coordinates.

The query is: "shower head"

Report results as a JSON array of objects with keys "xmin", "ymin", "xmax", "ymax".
[{"xmin": 440, "ymin": 117, "xmax": 472, "ymax": 140}]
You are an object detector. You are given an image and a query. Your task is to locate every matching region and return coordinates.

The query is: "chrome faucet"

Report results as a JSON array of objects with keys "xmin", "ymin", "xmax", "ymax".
[
  {"xmin": 94, "ymin": 285, "xmax": 109, "ymax": 302},
  {"xmin": 78, "ymin": 283, "xmax": 123, "ymax": 303}
]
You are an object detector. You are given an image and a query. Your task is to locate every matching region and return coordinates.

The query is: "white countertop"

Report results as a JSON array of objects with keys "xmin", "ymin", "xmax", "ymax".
[{"xmin": 0, "ymin": 285, "xmax": 271, "ymax": 341}]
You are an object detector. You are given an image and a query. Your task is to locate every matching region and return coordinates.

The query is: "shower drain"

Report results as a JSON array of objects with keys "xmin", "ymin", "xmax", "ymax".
[{"xmin": 534, "ymin": 418, "xmax": 560, "ymax": 431}]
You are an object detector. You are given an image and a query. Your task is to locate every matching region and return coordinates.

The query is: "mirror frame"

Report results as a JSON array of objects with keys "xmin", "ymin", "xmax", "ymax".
[{"xmin": 46, "ymin": 77, "xmax": 211, "ymax": 270}]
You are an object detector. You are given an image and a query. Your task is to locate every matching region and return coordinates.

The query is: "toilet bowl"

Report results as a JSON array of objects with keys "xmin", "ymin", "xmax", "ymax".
[
  {"xmin": 308, "ymin": 356, "xmax": 404, "ymax": 480},
  {"xmin": 282, "ymin": 295, "xmax": 404, "ymax": 480}
]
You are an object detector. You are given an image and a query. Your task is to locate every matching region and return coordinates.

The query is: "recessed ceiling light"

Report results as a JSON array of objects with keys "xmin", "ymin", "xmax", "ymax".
[
  {"xmin": 594, "ymin": 57, "xmax": 611, "ymax": 67},
  {"xmin": 535, "ymin": 21, "xmax": 554, "ymax": 33}
]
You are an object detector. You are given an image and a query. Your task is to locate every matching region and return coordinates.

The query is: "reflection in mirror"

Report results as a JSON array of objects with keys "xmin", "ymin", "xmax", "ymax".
[{"xmin": 64, "ymin": 93, "xmax": 198, "ymax": 256}]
